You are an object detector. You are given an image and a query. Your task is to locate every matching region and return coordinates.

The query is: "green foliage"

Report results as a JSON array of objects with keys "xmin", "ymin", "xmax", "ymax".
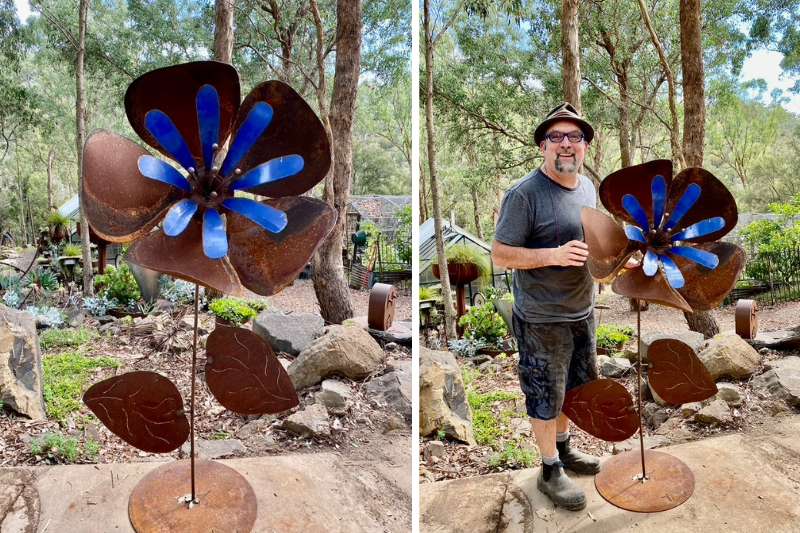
[
  {"xmin": 444, "ymin": 245, "xmax": 491, "ymax": 278},
  {"xmin": 46, "ymin": 212, "xmax": 70, "ymax": 227},
  {"xmin": 43, "ymin": 352, "xmax": 119, "ymax": 424},
  {"xmin": 461, "ymin": 366, "xmax": 480, "ymax": 387},
  {"xmin": 95, "ymin": 264, "xmax": 141, "ymax": 307},
  {"xmin": 210, "ymin": 430, "xmax": 231, "ymax": 440},
  {"xmin": 40, "ymin": 327, "xmax": 97, "ymax": 351},
  {"xmin": 61, "ymin": 243, "xmax": 81, "ymax": 257},
  {"xmin": 419, "ymin": 286, "xmax": 439, "ymax": 301},
  {"xmin": 467, "ymin": 389, "xmax": 521, "ymax": 447},
  {"xmin": 458, "ymin": 302, "xmax": 508, "ymax": 343},
  {"xmin": 208, "ymin": 298, "xmax": 261, "ymax": 326},
  {"xmin": 23, "ymin": 269, "xmax": 59, "ymax": 291},
  {"xmin": 29, "ymin": 432, "xmax": 100, "ymax": 463},
  {"xmin": 740, "ymin": 195, "xmax": 800, "ymax": 283},
  {"xmin": 488, "ymin": 440, "xmax": 537, "ymax": 469},
  {"xmin": 596, "ymin": 324, "xmax": 634, "ymax": 352}
]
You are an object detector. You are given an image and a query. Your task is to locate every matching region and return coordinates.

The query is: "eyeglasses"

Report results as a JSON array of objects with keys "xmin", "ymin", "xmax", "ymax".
[{"xmin": 545, "ymin": 131, "xmax": 584, "ymax": 143}]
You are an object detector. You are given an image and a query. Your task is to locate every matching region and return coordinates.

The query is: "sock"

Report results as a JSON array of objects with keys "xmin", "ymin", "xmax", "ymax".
[
  {"xmin": 556, "ymin": 431, "xmax": 570, "ymax": 443},
  {"xmin": 542, "ymin": 453, "xmax": 560, "ymax": 466}
]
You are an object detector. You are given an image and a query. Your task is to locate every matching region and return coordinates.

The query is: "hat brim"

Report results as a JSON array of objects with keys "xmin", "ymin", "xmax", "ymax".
[{"xmin": 535, "ymin": 117, "xmax": 594, "ymax": 145}]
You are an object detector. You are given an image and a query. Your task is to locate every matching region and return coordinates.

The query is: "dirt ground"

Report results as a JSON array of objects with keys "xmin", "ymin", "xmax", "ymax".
[{"xmin": 420, "ymin": 297, "xmax": 800, "ymax": 483}]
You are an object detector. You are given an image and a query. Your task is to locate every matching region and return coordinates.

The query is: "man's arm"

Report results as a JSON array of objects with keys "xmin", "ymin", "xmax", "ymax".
[{"xmin": 491, "ymin": 240, "xmax": 589, "ymax": 270}]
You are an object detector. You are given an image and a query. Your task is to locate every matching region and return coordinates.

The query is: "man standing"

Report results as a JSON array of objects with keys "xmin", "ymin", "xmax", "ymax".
[{"xmin": 491, "ymin": 103, "xmax": 599, "ymax": 511}]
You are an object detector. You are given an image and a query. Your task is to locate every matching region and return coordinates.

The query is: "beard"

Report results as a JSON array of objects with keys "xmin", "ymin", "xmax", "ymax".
[{"xmin": 554, "ymin": 153, "xmax": 578, "ymax": 173}]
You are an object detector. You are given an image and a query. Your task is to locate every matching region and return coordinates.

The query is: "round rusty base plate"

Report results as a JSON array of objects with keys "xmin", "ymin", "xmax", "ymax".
[
  {"xmin": 595, "ymin": 450, "xmax": 694, "ymax": 513},
  {"xmin": 129, "ymin": 459, "xmax": 257, "ymax": 533}
]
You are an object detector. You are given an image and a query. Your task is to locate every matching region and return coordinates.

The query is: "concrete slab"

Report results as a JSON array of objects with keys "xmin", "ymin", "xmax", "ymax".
[
  {"xmin": 421, "ymin": 416, "xmax": 800, "ymax": 532},
  {"xmin": 7, "ymin": 452, "xmax": 410, "ymax": 533}
]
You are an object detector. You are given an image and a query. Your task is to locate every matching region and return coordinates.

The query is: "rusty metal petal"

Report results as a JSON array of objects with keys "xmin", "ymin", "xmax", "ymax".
[
  {"xmin": 562, "ymin": 379, "xmax": 639, "ymax": 442},
  {"xmin": 599, "ymin": 160, "xmax": 673, "ymax": 228},
  {"xmin": 126, "ymin": 220, "xmax": 244, "ymax": 295},
  {"xmin": 581, "ymin": 207, "xmax": 639, "ymax": 280},
  {"xmin": 648, "ymin": 339, "xmax": 717, "ymax": 405},
  {"xmin": 227, "ymin": 196, "xmax": 336, "ymax": 296},
  {"xmin": 82, "ymin": 130, "xmax": 177, "ymax": 243},
  {"xmin": 125, "ymin": 61, "xmax": 240, "ymax": 166},
  {"xmin": 83, "ymin": 371, "xmax": 189, "ymax": 453},
  {"xmin": 205, "ymin": 324, "xmax": 299, "ymax": 415},
  {"xmin": 665, "ymin": 167, "xmax": 738, "ymax": 243},
  {"xmin": 231, "ymin": 81, "xmax": 331, "ymax": 197},
  {"xmin": 673, "ymin": 242, "xmax": 745, "ymax": 311},
  {"xmin": 612, "ymin": 267, "xmax": 692, "ymax": 312}
]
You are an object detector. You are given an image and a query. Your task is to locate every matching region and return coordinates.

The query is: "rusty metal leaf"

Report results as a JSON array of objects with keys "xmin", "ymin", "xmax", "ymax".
[
  {"xmin": 648, "ymin": 339, "xmax": 717, "ymax": 405},
  {"xmin": 665, "ymin": 167, "xmax": 738, "ymax": 243},
  {"xmin": 83, "ymin": 371, "xmax": 189, "ymax": 453},
  {"xmin": 599, "ymin": 160, "xmax": 673, "ymax": 228},
  {"xmin": 226, "ymin": 196, "xmax": 336, "ymax": 296},
  {"xmin": 205, "ymin": 324, "xmax": 299, "ymax": 415},
  {"xmin": 612, "ymin": 266, "xmax": 692, "ymax": 312},
  {"xmin": 126, "ymin": 220, "xmax": 244, "ymax": 295},
  {"xmin": 562, "ymin": 379, "xmax": 639, "ymax": 442},
  {"xmin": 581, "ymin": 207, "xmax": 639, "ymax": 280},
  {"xmin": 125, "ymin": 61, "xmax": 240, "ymax": 166},
  {"xmin": 673, "ymin": 241, "xmax": 745, "ymax": 311},
  {"xmin": 232, "ymin": 81, "xmax": 331, "ymax": 197},
  {"xmin": 82, "ymin": 130, "xmax": 177, "ymax": 243}
]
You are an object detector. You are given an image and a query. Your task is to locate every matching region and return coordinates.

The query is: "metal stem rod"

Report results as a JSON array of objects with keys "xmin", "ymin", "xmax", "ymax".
[
  {"xmin": 190, "ymin": 283, "xmax": 199, "ymax": 503},
  {"xmin": 636, "ymin": 299, "xmax": 647, "ymax": 480}
]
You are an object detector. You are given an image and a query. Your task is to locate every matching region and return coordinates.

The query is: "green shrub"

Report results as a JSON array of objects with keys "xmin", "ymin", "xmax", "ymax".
[
  {"xmin": 43, "ymin": 352, "xmax": 119, "ymax": 424},
  {"xmin": 419, "ymin": 286, "xmax": 438, "ymax": 301},
  {"xmin": 443, "ymin": 244, "xmax": 492, "ymax": 282},
  {"xmin": 61, "ymin": 243, "xmax": 82, "ymax": 257},
  {"xmin": 208, "ymin": 298, "xmax": 260, "ymax": 326},
  {"xmin": 467, "ymin": 390, "xmax": 522, "ymax": 447},
  {"xmin": 459, "ymin": 302, "xmax": 508, "ymax": 343},
  {"xmin": 29, "ymin": 432, "xmax": 100, "ymax": 463},
  {"xmin": 488, "ymin": 440, "xmax": 537, "ymax": 469},
  {"xmin": 47, "ymin": 212, "xmax": 70, "ymax": 226},
  {"xmin": 95, "ymin": 264, "xmax": 141, "ymax": 306},
  {"xmin": 740, "ymin": 195, "xmax": 800, "ymax": 284},
  {"xmin": 596, "ymin": 324, "xmax": 634, "ymax": 351},
  {"xmin": 40, "ymin": 327, "xmax": 98, "ymax": 350},
  {"xmin": 23, "ymin": 269, "xmax": 59, "ymax": 291}
]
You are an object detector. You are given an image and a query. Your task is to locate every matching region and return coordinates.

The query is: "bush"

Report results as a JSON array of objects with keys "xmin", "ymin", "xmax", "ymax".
[
  {"xmin": 488, "ymin": 440, "xmax": 537, "ymax": 469},
  {"xmin": 40, "ymin": 327, "xmax": 97, "ymax": 350},
  {"xmin": 419, "ymin": 286, "xmax": 438, "ymax": 301},
  {"xmin": 23, "ymin": 269, "xmax": 59, "ymax": 292},
  {"xmin": 29, "ymin": 432, "xmax": 100, "ymax": 463},
  {"xmin": 740, "ymin": 195, "xmax": 800, "ymax": 284},
  {"xmin": 82, "ymin": 294, "xmax": 117, "ymax": 316},
  {"xmin": 596, "ymin": 324, "xmax": 634, "ymax": 351},
  {"xmin": 208, "ymin": 298, "xmax": 262, "ymax": 326},
  {"xmin": 458, "ymin": 302, "xmax": 508, "ymax": 343},
  {"xmin": 95, "ymin": 264, "xmax": 141, "ymax": 307},
  {"xmin": 61, "ymin": 243, "xmax": 82, "ymax": 257},
  {"xmin": 160, "ymin": 277, "xmax": 196, "ymax": 304},
  {"xmin": 24, "ymin": 306, "xmax": 65, "ymax": 328}
]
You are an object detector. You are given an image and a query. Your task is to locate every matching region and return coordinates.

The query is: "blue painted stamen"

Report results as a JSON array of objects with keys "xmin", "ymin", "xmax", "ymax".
[
  {"xmin": 659, "ymin": 254, "xmax": 685, "ymax": 289},
  {"xmin": 624, "ymin": 224, "xmax": 646, "ymax": 243},
  {"xmin": 220, "ymin": 102, "xmax": 274, "ymax": 177},
  {"xmin": 231, "ymin": 155, "xmax": 304, "ymax": 191},
  {"xmin": 144, "ymin": 110, "xmax": 196, "ymax": 172},
  {"xmin": 669, "ymin": 246, "xmax": 719, "ymax": 270},
  {"xmin": 670, "ymin": 217, "xmax": 725, "ymax": 242},
  {"xmin": 196, "ymin": 84, "xmax": 221, "ymax": 171},
  {"xmin": 663, "ymin": 183, "xmax": 701, "ymax": 231},
  {"xmin": 137, "ymin": 155, "xmax": 191, "ymax": 192},
  {"xmin": 222, "ymin": 198, "xmax": 288, "ymax": 233},
  {"xmin": 202, "ymin": 208, "xmax": 228, "ymax": 259},
  {"xmin": 163, "ymin": 199, "xmax": 198, "ymax": 237},
  {"xmin": 651, "ymin": 175, "xmax": 667, "ymax": 229},
  {"xmin": 622, "ymin": 194, "xmax": 650, "ymax": 232}
]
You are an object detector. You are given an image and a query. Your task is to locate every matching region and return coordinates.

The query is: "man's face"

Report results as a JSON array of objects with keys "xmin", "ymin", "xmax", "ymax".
[{"xmin": 540, "ymin": 120, "xmax": 588, "ymax": 175}]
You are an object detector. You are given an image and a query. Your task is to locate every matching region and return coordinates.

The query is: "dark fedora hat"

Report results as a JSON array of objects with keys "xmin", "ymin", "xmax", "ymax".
[{"xmin": 534, "ymin": 102, "xmax": 594, "ymax": 145}]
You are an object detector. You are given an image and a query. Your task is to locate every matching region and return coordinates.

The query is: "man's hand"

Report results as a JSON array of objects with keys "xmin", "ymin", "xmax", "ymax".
[{"xmin": 552, "ymin": 240, "xmax": 589, "ymax": 267}]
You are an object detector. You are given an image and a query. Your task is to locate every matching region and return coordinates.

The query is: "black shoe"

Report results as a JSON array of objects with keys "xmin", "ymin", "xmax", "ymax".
[
  {"xmin": 537, "ymin": 461, "xmax": 587, "ymax": 511},
  {"xmin": 557, "ymin": 436, "xmax": 601, "ymax": 475}
]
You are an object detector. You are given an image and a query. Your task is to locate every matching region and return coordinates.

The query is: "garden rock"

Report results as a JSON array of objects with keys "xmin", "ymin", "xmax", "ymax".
[
  {"xmin": 693, "ymin": 398, "xmax": 733, "ymax": 425},
  {"xmin": 420, "ymin": 347, "xmax": 475, "ymax": 445},
  {"xmin": 640, "ymin": 331, "xmax": 704, "ymax": 362},
  {"xmin": 365, "ymin": 360, "xmax": 411, "ymax": 420},
  {"xmin": 681, "ymin": 402, "xmax": 703, "ymax": 418},
  {"xmin": 612, "ymin": 434, "xmax": 669, "ymax": 454},
  {"xmin": 235, "ymin": 416, "xmax": 275, "ymax": 440},
  {"xmin": 63, "ymin": 306, "xmax": 84, "ymax": 328},
  {"xmin": 0, "ymin": 305, "xmax": 46, "ymax": 420},
  {"xmin": 288, "ymin": 324, "xmax": 384, "ymax": 389},
  {"xmin": 697, "ymin": 333, "xmax": 761, "ymax": 380},
  {"xmin": 643, "ymin": 402, "xmax": 669, "ymax": 428},
  {"xmin": 716, "ymin": 382, "xmax": 743, "ymax": 407},
  {"xmin": 280, "ymin": 403, "xmax": 331, "ymax": 438},
  {"xmin": 315, "ymin": 379, "xmax": 353, "ymax": 415},
  {"xmin": 181, "ymin": 438, "xmax": 245, "ymax": 459},
  {"xmin": 423, "ymin": 440, "xmax": 446, "ymax": 462},
  {"xmin": 752, "ymin": 356, "xmax": 800, "ymax": 407},
  {"xmin": 253, "ymin": 311, "xmax": 324, "ymax": 356},
  {"xmin": 598, "ymin": 355, "xmax": 631, "ymax": 378}
]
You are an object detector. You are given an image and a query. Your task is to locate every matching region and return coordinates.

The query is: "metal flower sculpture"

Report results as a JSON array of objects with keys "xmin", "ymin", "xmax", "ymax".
[{"xmin": 79, "ymin": 61, "xmax": 335, "ymax": 529}]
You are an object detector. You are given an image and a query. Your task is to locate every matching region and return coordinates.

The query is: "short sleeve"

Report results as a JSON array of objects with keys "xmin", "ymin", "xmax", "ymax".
[{"xmin": 494, "ymin": 189, "xmax": 532, "ymax": 247}]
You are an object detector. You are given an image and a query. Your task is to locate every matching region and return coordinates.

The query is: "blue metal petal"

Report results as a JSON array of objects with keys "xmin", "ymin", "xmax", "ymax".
[
  {"xmin": 144, "ymin": 110, "xmax": 196, "ymax": 171},
  {"xmin": 231, "ymin": 155, "xmax": 305, "ymax": 191},
  {"xmin": 624, "ymin": 224, "xmax": 646, "ymax": 243},
  {"xmin": 651, "ymin": 174, "xmax": 667, "ymax": 229},
  {"xmin": 202, "ymin": 208, "xmax": 228, "ymax": 259},
  {"xmin": 163, "ymin": 199, "xmax": 198, "ymax": 237},
  {"xmin": 659, "ymin": 254, "xmax": 685, "ymax": 289},
  {"xmin": 137, "ymin": 155, "xmax": 191, "ymax": 193},
  {"xmin": 223, "ymin": 198, "xmax": 288, "ymax": 233},
  {"xmin": 220, "ymin": 102, "xmax": 274, "ymax": 177},
  {"xmin": 196, "ymin": 84, "xmax": 220, "ymax": 171},
  {"xmin": 669, "ymin": 246, "xmax": 719, "ymax": 270},
  {"xmin": 622, "ymin": 194, "xmax": 650, "ymax": 232},
  {"xmin": 663, "ymin": 183, "xmax": 701, "ymax": 231},
  {"xmin": 670, "ymin": 217, "xmax": 725, "ymax": 241},
  {"xmin": 643, "ymin": 249, "xmax": 659, "ymax": 277}
]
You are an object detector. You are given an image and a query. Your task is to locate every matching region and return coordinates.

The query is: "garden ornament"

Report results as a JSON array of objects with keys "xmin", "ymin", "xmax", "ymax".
[
  {"xmin": 80, "ymin": 61, "xmax": 335, "ymax": 532},
  {"xmin": 561, "ymin": 160, "xmax": 744, "ymax": 513}
]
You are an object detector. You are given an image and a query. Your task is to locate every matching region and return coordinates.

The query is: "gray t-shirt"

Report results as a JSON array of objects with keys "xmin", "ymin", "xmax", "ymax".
[{"xmin": 494, "ymin": 168, "xmax": 596, "ymax": 323}]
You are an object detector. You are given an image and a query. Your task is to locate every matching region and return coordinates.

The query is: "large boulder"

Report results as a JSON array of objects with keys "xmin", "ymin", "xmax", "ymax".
[
  {"xmin": 752, "ymin": 356, "xmax": 800, "ymax": 407},
  {"xmin": 420, "ymin": 347, "xmax": 475, "ymax": 445},
  {"xmin": 288, "ymin": 324, "xmax": 385, "ymax": 389},
  {"xmin": 365, "ymin": 359, "xmax": 411, "ymax": 420},
  {"xmin": 252, "ymin": 311, "xmax": 324, "ymax": 356},
  {"xmin": 0, "ymin": 305, "xmax": 46, "ymax": 419},
  {"xmin": 697, "ymin": 333, "xmax": 761, "ymax": 380}
]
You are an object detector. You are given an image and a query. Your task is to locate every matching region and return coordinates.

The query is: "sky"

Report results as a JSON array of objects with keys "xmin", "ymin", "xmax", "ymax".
[{"xmin": 12, "ymin": 0, "xmax": 800, "ymax": 114}]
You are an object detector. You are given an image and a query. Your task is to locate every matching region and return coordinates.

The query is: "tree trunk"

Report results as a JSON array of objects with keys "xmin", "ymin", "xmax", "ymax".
[
  {"xmin": 684, "ymin": 310, "xmax": 719, "ymax": 339},
  {"xmin": 471, "ymin": 187, "xmax": 483, "ymax": 240},
  {"xmin": 561, "ymin": 0, "xmax": 581, "ymax": 111},
  {"xmin": 311, "ymin": 0, "xmax": 359, "ymax": 324},
  {"xmin": 213, "ymin": 0, "xmax": 235, "ymax": 63},
  {"xmin": 424, "ymin": 0, "xmax": 457, "ymax": 340},
  {"xmin": 77, "ymin": 0, "xmax": 93, "ymax": 295},
  {"xmin": 637, "ymin": 0, "xmax": 685, "ymax": 169},
  {"xmin": 419, "ymin": 162, "xmax": 429, "ymax": 222},
  {"xmin": 680, "ymin": 0, "xmax": 705, "ymax": 168},
  {"xmin": 47, "ymin": 149, "xmax": 54, "ymax": 210},
  {"xmin": 618, "ymin": 69, "xmax": 632, "ymax": 168}
]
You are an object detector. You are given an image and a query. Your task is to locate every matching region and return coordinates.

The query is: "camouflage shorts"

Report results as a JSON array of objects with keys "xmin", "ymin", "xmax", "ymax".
[{"xmin": 512, "ymin": 313, "xmax": 597, "ymax": 420}]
